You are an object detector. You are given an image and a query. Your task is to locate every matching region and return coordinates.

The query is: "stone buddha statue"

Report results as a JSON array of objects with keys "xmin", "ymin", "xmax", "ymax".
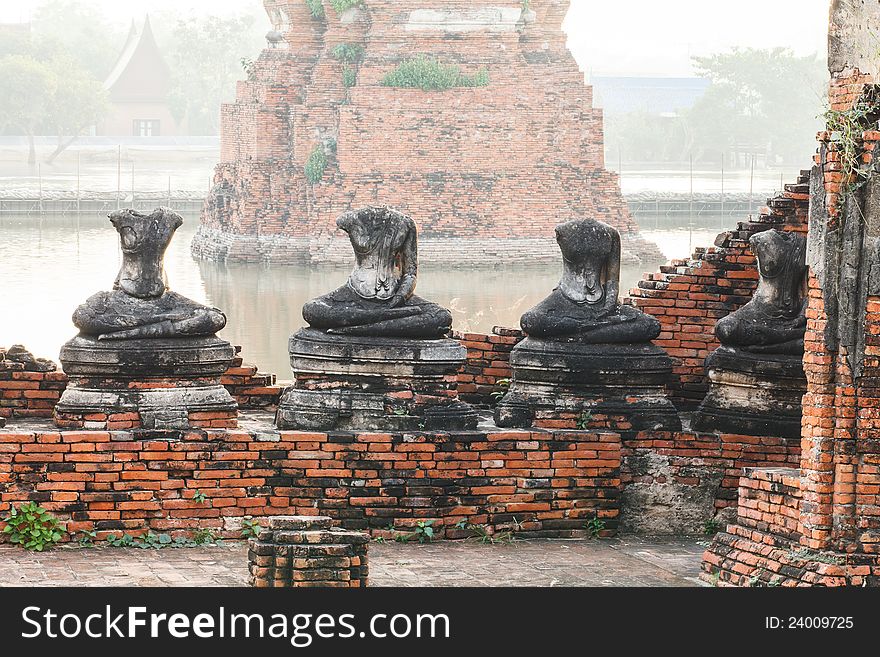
[
  {"xmin": 302, "ymin": 206, "xmax": 453, "ymax": 339},
  {"xmin": 72, "ymin": 208, "xmax": 227, "ymax": 341},
  {"xmin": 520, "ymin": 218, "xmax": 660, "ymax": 343},
  {"xmin": 714, "ymin": 229, "xmax": 807, "ymax": 355}
]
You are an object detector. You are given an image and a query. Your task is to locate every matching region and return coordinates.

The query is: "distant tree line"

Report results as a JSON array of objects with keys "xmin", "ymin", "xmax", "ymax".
[
  {"xmin": 0, "ymin": 0, "xmax": 265, "ymax": 164},
  {"xmin": 604, "ymin": 48, "xmax": 829, "ymax": 167}
]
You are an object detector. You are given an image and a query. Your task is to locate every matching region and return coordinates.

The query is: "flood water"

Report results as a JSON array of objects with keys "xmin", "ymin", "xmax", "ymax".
[{"xmin": 0, "ymin": 213, "xmax": 732, "ymax": 378}]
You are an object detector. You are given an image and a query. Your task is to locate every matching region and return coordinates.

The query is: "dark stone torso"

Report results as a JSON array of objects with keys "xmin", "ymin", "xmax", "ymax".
[
  {"xmin": 302, "ymin": 207, "xmax": 452, "ymax": 339},
  {"xmin": 520, "ymin": 218, "xmax": 660, "ymax": 343},
  {"xmin": 72, "ymin": 208, "xmax": 226, "ymax": 340},
  {"xmin": 715, "ymin": 230, "xmax": 808, "ymax": 354}
]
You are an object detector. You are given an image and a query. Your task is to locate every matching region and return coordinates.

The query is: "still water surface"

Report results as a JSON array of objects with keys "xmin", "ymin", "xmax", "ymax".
[{"xmin": 0, "ymin": 214, "xmax": 730, "ymax": 377}]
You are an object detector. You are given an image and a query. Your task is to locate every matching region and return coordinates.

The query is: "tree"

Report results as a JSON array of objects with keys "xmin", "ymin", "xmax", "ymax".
[
  {"xmin": 0, "ymin": 49, "xmax": 107, "ymax": 165},
  {"xmin": 154, "ymin": 13, "xmax": 266, "ymax": 135},
  {"xmin": 42, "ymin": 57, "xmax": 108, "ymax": 164},
  {"xmin": 0, "ymin": 56, "xmax": 56, "ymax": 165},
  {"xmin": 30, "ymin": 0, "xmax": 123, "ymax": 80},
  {"xmin": 686, "ymin": 48, "xmax": 827, "ymax": 165}
]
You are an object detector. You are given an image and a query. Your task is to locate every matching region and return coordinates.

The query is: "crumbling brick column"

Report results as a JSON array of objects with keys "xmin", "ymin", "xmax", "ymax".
[{"xmin": 248, "ymin": 516, "xmax": 369, "ymax": 588}]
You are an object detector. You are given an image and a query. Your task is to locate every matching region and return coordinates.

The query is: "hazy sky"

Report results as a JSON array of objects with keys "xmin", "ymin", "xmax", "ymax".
[{"xmin": 1, "ymin": 0, "xmax": 831, "ymax": 76}]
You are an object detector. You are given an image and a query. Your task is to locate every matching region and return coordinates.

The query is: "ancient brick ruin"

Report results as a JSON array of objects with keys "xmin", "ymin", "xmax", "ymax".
[{"xmin": 192, "ymin": 0, "xmax": 661, "ymax": 266}]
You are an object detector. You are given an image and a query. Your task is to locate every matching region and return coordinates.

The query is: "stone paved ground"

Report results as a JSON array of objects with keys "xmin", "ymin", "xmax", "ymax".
[{"xmin": 0, "ymin": 536, "xmax": 706, "ymax": 587}]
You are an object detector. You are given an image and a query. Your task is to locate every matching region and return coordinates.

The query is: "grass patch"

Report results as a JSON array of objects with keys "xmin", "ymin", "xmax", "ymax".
[{"xmin": 381, "ymin": 55, "xmax": 489, "ymax": 91}]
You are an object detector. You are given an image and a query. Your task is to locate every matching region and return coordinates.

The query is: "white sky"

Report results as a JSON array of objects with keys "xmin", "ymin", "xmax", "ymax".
[{"xmin": 0, "ymin": 0, "xmax": 832, "ymax": 76}]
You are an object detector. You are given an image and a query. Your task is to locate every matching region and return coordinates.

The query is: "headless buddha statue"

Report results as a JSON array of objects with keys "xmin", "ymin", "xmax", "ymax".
[
  {"xmin": 302, "ymin": 207, "xmax": 453, "ymax": 339},
  {"xmin": 73, "ymin": 208, "xmax": 227, "ymax": 341},
  {"xmin": 714, "ymin": 229, "xmax": 807, "ymax": 355},
  {"xmin": 520, "ymin": 218, "xmax": 660, "ymax": 343}
]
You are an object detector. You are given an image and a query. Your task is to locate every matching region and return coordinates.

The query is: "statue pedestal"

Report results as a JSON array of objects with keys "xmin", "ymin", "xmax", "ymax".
[
  {"xmin": 494, "ymin": 338, "xmax": 681, "ymax": 431},
  {"xmin": 276, "ymin": 329, "xmax": 477, "ymax": 431},
  {"xmin": 692, "ymin": 346, "xmax": 806, "ymax": 439},
  {"xmin": 55, "ymin": 335, "xmax": 238, "ymax": 430}
]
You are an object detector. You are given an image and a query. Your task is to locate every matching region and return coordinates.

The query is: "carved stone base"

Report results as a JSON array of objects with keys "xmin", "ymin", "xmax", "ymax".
[
  {"xmin": 55, "ymin": 335, "xmax": 237, "ymax": 430},
  {"xmin": 276, "ymin": 329, "xmax": 477, "ymax": 431},
  {"xmin": 692, "ymin": 346, "xmax": 806, "ymax": 439},
  {"xmin": 494, "ymin": 339, "xmax": 681, "ymax": 431}
]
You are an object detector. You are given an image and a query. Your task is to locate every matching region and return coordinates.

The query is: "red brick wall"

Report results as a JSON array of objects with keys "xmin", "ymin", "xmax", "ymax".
[
  {"xmin": 196, "ymin": 0, "xmax": 660, "ymax": 264},
  {"xmin": 454, "ymin": 327, "xmax": 521, "ymax": 405},
  {"xmin": 622, "ymin": 432, "xmax": 801, "ymax": 526},
  {"xmin": 0, "ymin": 427, "xmax": 620, "ymax": 542},
  {"xmin": 222, "ymin": 347, "xmax": 283, "ymax": 411},
  {"xmin": 0, "ymin": 360, "xmax": 67, "ymax": 421}
]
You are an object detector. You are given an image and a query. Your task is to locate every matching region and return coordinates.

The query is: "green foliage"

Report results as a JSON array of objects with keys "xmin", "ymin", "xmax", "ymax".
[
  {"xmin": 332, "ymin": 43, "xmax": 365, "ymax": 64},
  {"xmin": 0, "ymin": 50, "xmax": 107, "ymax": 165},
  {"xmin": 330, "ymin": 0, "xmax": 364, "ymax": 14},
  {"xmin": 106, "ymin": 533, "xmax": 137, "ymax": 548},
  {"xmin": 241, "ymin": 518, "xmax": 261, "ymax": 540},
  {"xmin": 382, "ymin": 55, "xmax": 490, "ymax": 91},
  {"xmin": 156, "ymin": 13, "xmax": 266, "ymax": 135},
  {"xmin": 823, "ymin": 93, "xmax": 880, "ymax": 209},
  {"xmin": 305, "ymin": 145, "xmax": 328, "ymax": 184},
  {"xmin": 192, "ymin": 491, "xmax": 208, "ymax": 504},
  {"xmin": 606, "ymin": 47, "xmax": 827, "ymax": 166},
  {"xmin": 2, "ymin": 503, "xmax": 64, "ymax": 552},
  {"xmin": 521, "ymin": 0, "xmax": 531, "ymax": 11},
  {"xmin": 30, "ymin": 0, "xmax": 126, "ymax": 79},
  {"xmin": 306, "ymin": 0, "xmax": 326, "ymax": 19},
  {"xmin": 703, "ymin": 518, "xmax": 721, "ymax": 536},
  {"xmin": 460, "ymin": 523, "xmax": 515, "ymax": 545},
  {"xmin": 342, "ymin": 67, "xmax": 357, "ymax": 88},
  {"xmin": 688, "ymin": 47, "xmax": 827, "ymax": 164},
  {"xmin": 576, "ymin": 411, "xmax": 593, "ymax": 430},
  {"xmin": 77, "ymin": 530, "xmax": 98, "ymax": 547},
  {"xmin": 490, "ymin": 378, "xmax": 511, "ymax": 403},
  {"xmin": 106, "ymin": 530, "xmax": 220, "ymax": 549},
  {"xmin": 413, "ymin": 520, "xmax": 435, "ymax": 544},
  {"xmin": 587, "ymin": 517, "xmax": 606, "ymax": 539},
  {"xmin": 240, "ymin": 57, "xmax": 257, "ymax": 82}
]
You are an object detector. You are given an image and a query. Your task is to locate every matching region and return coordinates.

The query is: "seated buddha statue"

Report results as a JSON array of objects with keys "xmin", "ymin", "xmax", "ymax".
[
  {"xmin": 302, "ymin": 206, "xmax": 453, "ymax": 339},
  {"xmin": 714, "ymin": 229, "xmax": 807, "ymax": 355},
  {"xmin": 520, "ymin": 218, "xmax": 660, "ymax": 343},
  {"xmin": 73, "ymin": 208, "xmax": 227, "ymax": 341}
]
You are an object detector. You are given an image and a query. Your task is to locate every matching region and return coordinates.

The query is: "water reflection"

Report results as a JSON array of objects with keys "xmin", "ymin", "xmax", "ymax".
[{"xmin": 0, "ymin": 213, "xmax": 728, "ymax": 377}]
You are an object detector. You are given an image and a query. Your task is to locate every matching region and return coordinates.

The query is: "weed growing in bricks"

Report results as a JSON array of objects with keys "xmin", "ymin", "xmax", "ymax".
[
  {"xmin": 2, "ymin": 503, "xmax": 64, "ymax": 552},
  {"xmin": 331, "ymin": 43, "xmax": 365, "ymax": 64},
  {"xmin": 382, "ymin": 55, "xmax": 489, "ymax": 91},
  {"xmin": 330, "ymin": 0, "xmax": 364, "ymax": 14},
  {"xmin": 822, "ymin": 91, "xmax": 880, "ymax": 214},
  {"xmin": 305, "ymin": 0, "xmax": 325, "ymax": 19},
  {"xmin": 587, "ymin": 516, "xmax": 606, "ymax": 539},
  {"xmin": 576, "ymin": 411, "xmax": 593, "ymax": 430},
  {"xmin": 192, "ymin": 491, "xmax": 208, "ymax": 504},
  {"xmin": 413, "ymin": 520, "xmax": 435, "ymax": 543},
  {"xmin": 241, "ymin": 518, "xmax": 261, "ymax": 540},
  {"xmin": 240, "ymin": 57, "xmax": 257, "ymax": 82},
  {"xmin": 77, "ymin": 530, "xmax": 97, "ymax": 547},
  {"xmin": 305, "ymin": 145, "xmax": 328, "ymax": 184},
  {"xmin": 786, "ymin": 547, "xmax": 846, "ymax": 566},
  {"xmin": 106, "ymin": 531, "xmax": 221, "ymax": 549},
  {"xmin": 703, "ymin": 518, "xmax": 721, "ymax": 536},
  {"xmin": 192, "ymin": 529, "xmax": 220, "ymax": 545},
  {"xmin": 491, "ymin": 378, "xmax": 511, "ymax": 403},
  {"xmin": 342, "ymin": 66, "xmax": 357, "ymax": 88},
  {"xmin": 461, "ymin": 523, "xmax": 516, "ymax": 545}
]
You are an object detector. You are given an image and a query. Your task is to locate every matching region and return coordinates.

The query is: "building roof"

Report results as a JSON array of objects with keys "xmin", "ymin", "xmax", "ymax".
[
  {"xmin": 591, "ymin": 76, "xmax": 711, "ymax": 116},
  {"xmin": 103, "ymin": 15, "xmax": 171, "ymax": 101}
]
